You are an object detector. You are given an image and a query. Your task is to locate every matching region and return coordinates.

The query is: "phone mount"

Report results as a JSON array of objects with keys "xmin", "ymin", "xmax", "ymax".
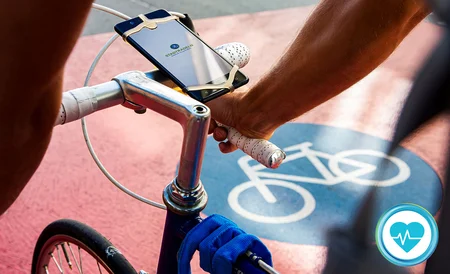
[
  {"xmin": 121, "ymin": 14, "xmax": 179, "ymax": 39},
  {"xmin": 186, "ymin": 65, "xmax": 239, "ymax": 93},
  {"xmin": 120, "ymin": 14, "xmax": 240, "ymax": 95}
]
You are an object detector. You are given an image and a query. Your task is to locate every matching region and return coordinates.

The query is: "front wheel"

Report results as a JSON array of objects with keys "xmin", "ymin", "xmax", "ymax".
[{"xmin": 32, "ymin": 219, "xmax": 136, "ymax": 274}]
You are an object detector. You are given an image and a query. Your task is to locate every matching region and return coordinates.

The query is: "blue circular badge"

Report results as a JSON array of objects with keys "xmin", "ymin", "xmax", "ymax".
[
  {"xmin": 170, "ymin": 43, "xmax": 180, "ymax": 49},
  {"xmin": 376, "ymin": 203, "xmax": 439, "ymax": 266}
]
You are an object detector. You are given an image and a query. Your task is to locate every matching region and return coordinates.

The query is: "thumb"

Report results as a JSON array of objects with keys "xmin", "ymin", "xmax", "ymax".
[
  {"xmin": 205, "ymin": 89, "xmax": 246, "ymax": 128},
  {"xmin": 206, "ymin": 87, "xmax": 274, "ymax": 140}
]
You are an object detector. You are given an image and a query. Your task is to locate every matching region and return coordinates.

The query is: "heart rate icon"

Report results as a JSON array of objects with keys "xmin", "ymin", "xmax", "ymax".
[
  {"xmin": 376, "ymin": 204, "xmax": 438, "ymax": 266},
  {"xmin": 390, "ymin": 222, "xmax": 424, "ymax": 253}
]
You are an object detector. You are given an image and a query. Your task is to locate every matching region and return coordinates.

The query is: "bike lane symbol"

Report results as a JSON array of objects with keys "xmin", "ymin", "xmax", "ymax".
[{"xmin": 200, "ymin": 123, "xmax": 442, "ymax": 245}]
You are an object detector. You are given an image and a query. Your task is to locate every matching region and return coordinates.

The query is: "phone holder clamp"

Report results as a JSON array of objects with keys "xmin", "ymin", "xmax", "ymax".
[{"xmin": 121, "ymin": 14, "xmax": 179, "ymax": 40}]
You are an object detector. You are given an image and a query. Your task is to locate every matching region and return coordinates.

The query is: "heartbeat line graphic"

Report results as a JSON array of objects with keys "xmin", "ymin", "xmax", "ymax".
[{"xmin": 392, "ymin": 230, "xmax": 422, "ymax": 246}]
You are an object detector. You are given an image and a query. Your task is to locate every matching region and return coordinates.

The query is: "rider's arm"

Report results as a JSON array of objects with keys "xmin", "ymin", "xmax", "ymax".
[
  {"xmin": 0, "ymin": 0, "xmax": 94, "ymax": 214},
  {"xmin": 209, "ymin": 0, "xmax": 430, "ymax": 151},
  {"xmin": 243, "ymin": 0, "xmax": 430, "ymax": 131}
]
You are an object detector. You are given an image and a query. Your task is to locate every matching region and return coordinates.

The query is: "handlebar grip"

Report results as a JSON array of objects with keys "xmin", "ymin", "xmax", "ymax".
[
  {"xmin": 214, "ymin": 44, "xmax": 285, "ymax": 168},
  {"xmin": 54, "ymin": 81, "xmax": 123, "ymax": 126},
  {"xmin": 217, "ymin": 123, "xmax": 286, "ymax": 169},
  {"xmin": 55, "ymin": 87, "xmax": 98, "ymax": 126},
  {"xmin": 215, "ymin": 42, "xmax": 250, "ymax": 68}
]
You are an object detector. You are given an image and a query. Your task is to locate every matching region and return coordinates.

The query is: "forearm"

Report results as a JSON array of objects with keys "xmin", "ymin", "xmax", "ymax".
[
  {"xmin": 242, "ymin": 0, "xmax": 430, "ymax": 131},
  {"xmin": 0, "ymin": 0, "xmax": 94, "ymax": 213}
]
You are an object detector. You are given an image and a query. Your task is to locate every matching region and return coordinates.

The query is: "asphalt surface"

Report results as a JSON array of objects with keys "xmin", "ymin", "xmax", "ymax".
[{"xmin": 82, "ymin": 0, "xmax": 319, "ymax": 35}]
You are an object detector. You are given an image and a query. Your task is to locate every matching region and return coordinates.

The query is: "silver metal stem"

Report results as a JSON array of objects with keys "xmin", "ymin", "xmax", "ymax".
[
  {"xmin": 92, "ymin": 81, "xmax": 124, "ymax": 110},
  {"xmin": 113, "ymin": 71, "xmax": 210, "ymax": 213}
]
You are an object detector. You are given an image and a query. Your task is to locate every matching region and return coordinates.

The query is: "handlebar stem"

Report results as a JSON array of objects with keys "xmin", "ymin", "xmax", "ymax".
[{"xmin": 113, "ymin": 71, "xmax": 209, "ymax": 214}]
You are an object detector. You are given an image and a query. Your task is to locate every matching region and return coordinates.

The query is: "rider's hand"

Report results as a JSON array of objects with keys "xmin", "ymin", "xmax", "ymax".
[{"xmin": 206, "ymin": 87, "xmax": 276, "ymax": 154}]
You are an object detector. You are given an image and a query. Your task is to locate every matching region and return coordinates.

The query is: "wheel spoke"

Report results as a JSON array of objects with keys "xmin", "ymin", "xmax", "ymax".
[
  {"xmin": 44, "ymin": 265, "xmax": 50, "ymax": 274},
  {"xmin": 61, "ymin": 243, "xmax": 73, "ymax": 270},
  {"xmin": 56, "ymin": 245, "xmax": 64, "ymax": 273},
  {"xmin": 78, "ymin": 246, "xmax": 83, "ymax": 273},
  {"xmin": 67, "ymin": 243, "xmax": 82, "ymax": 273},
  {"xmin": 49, "ymin": 252, "xmax": 64, "ymax": 273},
  {"xmin": 97, "ymin": 261, "xmax": 103, "ymax": 274}
]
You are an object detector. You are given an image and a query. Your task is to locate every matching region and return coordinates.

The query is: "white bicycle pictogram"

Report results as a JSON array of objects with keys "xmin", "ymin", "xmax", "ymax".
[{"xmin": 228, "ymin": 142, "xmax": 411, "ymax": 224}]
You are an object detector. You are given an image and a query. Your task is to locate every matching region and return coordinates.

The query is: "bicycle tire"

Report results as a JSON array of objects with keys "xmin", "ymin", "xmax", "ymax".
[{"xmin": 32, "ymin": 219, "xmax": 136, "ymax": 274}]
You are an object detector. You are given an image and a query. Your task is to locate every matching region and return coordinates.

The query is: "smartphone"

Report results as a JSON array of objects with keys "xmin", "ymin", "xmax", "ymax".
[{"xmin": 114, "ymin": 9, "xmax": 249, "ymax": 102}]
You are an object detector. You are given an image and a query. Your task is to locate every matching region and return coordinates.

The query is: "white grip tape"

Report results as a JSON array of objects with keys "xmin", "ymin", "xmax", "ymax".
[
  {"xmin": 215, "ymin": 42, "xmax": 250, "ymax": 68},
  {"xmin": 55, "ymin": 87, "xmax": 98, "ymax": 126},
  {"xmin": 218, "ymin": 123, "xmax": 286, "ymax": 169}
]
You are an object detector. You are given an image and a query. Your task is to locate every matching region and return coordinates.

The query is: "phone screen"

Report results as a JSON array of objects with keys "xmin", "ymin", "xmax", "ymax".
[{"xmin": 129, "ymin": 20, "xmax": 232, "ymax": 87}]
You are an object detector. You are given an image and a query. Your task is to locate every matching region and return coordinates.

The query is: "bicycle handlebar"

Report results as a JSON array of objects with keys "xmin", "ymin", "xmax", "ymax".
[
  {"xmin": 55, "ymin": 42, "xmax": 286, "ymax": 171},
  {"xmin": 55, "ymin": 81, "xmax": 123, "ymax": 125}
]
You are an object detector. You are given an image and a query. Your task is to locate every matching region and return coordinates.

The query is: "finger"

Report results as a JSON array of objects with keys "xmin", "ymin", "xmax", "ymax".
[
  {"xmin": 213, "ymin": 127, "xmax": 228, "ymax": 142},
  {"xmin": 209, "ymin": 120, "xmax": 218, "ymax": 135},
  {"xmin": 219, "ymin": 141, "xmax": 238, "ymax": 154}
]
